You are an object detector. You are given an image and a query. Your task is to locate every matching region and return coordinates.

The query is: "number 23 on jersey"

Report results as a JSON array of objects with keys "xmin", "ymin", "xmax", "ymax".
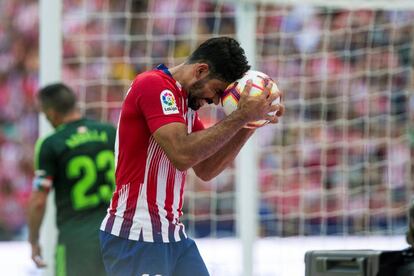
[{"xmin": 67, "ymin": 150, "xmax": 115, "ymax": 210}]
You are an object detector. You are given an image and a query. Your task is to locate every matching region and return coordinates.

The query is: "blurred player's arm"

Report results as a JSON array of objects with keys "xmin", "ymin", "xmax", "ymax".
[
  {"xmin": 154, "ymin": 111, "xmax": 249, "ymax": 174},
  {"xmin": 193, "ymin": 100, "xmax": 284, "ymax": 180},
  {"xmin": 28, "ymin": 189, "xmax": 48, "ymax": 268},
  {"xmin": 191, "ymin": 128, "xmax": 254, "ymax": 180},
  {"xmin": 28, "ymin": 138, "xmax": 55, "ymax": 268}
]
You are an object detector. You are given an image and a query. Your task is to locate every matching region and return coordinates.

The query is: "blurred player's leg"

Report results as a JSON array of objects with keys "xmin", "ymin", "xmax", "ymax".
[{"xmin": 57, "ymin": 238, "xmax": 106, "ymax": 276}]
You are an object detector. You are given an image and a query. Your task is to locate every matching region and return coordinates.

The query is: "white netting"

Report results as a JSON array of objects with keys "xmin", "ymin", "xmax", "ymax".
[
  {"xmin": 61, "ymin": 0, "xmax": 414, "ymax": 238},
  {"xmin": 255, "ymin": 5, "xmax": 414, "ymax": 236}
]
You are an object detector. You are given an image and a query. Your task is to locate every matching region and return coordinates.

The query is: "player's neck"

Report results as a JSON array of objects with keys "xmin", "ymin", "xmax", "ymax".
[
  {"xmin": 169, "ymin": 63, "xmax": 190, "ymax": 88},
  {"xmin": 60, "ymin": 111, "xmax": 82, "ymax": 125}
]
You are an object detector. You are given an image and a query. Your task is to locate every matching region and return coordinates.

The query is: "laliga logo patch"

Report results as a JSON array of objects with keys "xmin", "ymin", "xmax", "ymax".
[{"xmin": 160, "ymin": 90, "xmax": 179, "ymax": 115}]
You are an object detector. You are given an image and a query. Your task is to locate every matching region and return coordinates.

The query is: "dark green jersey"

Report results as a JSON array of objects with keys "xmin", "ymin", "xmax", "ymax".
[{"xmin": 33, "ymin": 118, "xmax": 116, "ymax": 242}]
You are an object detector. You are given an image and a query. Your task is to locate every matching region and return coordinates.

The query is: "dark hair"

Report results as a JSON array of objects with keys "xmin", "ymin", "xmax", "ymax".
[
  {"xmin": 37, "ymin": 83, "xmax": 77, "ymax": 115},
  {"xmin": 187, "ymin": 37, "xmax": 250, "ymax": 83}
]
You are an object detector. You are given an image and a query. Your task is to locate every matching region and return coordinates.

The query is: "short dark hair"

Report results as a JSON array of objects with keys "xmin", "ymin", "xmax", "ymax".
[
  {"xmin": 187, "ymin": 37, "xmax": 250, "ymax": 83},
  {"xmin": 37, "ymin": 83, "xmax": 77, "ymax": 115}
]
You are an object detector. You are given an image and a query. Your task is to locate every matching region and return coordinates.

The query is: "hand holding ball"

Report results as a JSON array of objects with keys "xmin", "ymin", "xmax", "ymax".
[{"xmin": 221, "ymin": 70, "xmax": 281, "ymax": 128}]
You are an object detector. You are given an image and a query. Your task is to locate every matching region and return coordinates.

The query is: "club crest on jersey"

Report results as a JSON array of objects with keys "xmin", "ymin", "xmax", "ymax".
[{"xmin": 160, "ymin": 90, "xmax": 179, "ymax": 115}]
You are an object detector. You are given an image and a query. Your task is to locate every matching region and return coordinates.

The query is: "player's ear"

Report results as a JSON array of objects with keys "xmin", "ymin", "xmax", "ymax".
[
  {"xmin": 35, "ymin": 98, "xmax": 43, "ymax": 113},
  {"xmin": 195, "ymin": 63, "xmax": 209, "ymax": 80},
  {"xmin": 44, "ymin": 109, "xmax": 57, "ymax": 125}
]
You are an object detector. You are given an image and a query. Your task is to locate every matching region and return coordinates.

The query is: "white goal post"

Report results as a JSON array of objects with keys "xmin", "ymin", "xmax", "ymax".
[
  {"xmin": 235, "ymin": 4, "xmax": 258, "ymax": 276},
  {"xmin": 38, "ymin": 0, "xmax": 61, "ymax": 275}
]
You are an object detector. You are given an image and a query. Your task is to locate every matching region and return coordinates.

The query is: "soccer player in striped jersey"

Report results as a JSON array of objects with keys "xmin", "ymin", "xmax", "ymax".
[
  {"xmin": 100, "ymin": 37, "xmax": 284, "ymax": 276},
  {"xmin": 28, "ymin": 83, "xmax": 116, "ymax": 276}
]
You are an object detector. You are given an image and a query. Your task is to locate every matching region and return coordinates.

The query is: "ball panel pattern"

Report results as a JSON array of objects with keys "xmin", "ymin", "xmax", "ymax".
[{"xmin": 221, "ymin": 70, "xmax": 280, "ymax": 128}]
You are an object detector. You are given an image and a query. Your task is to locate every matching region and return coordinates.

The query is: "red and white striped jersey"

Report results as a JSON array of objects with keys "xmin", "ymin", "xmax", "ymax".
[{"xmin": 100, "ymin": 64, "xmax": 204, "ymax": 242}]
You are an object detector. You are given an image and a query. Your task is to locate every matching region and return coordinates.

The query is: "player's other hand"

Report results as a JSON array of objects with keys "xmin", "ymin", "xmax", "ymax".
[
  {"xmin": 265, "ymin": 89, "xmax": 284, "ymax": 126},
  {"xmin": 237, "ymin": 80, "xmax": 284, "ymax": 124},
  {"xmin": 31, "ymin": 243, "xmax": 47, "ymax": 268}
]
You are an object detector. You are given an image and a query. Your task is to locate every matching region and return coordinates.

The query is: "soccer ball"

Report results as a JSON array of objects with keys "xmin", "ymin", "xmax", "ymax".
[{"xmin": 221, "ymin": 70, "xmax": 280, "ymax": 128}]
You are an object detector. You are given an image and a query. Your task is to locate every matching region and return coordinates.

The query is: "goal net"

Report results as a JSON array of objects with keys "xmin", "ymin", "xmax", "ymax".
[{"xmin": 60, "ymin": 0, "xmax": 414, "ymax": 240}]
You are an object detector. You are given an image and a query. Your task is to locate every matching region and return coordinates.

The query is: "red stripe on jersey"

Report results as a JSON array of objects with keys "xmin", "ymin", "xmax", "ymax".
[
  {"xmin": 119, "ymin": 184, "xmax": 139, "ymax": 238},
  {"xmin": 178, "ymin": 171, "xmax": 186, "ymax": 218},
  {"xmin": 147, "ymin": 143, "xmax": 163, "ymax": 242},
  {"xmin": 165, "ymin": 159, "xmax": 177, "ymax": 241},
  {"xmin": 104, "ymin": 185, "xmax": 120, "ymax": 232}
]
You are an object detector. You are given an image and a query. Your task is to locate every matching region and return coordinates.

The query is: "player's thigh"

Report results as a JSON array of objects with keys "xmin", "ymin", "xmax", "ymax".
[
  {"xmin": 173, "ymin": 238, "xmax": 210, "ymax": 276},
  {"xmin": 56, "ymin": 241, "xmax": 106, "ymax": 276},
  {"xmin": 100, "ymin": 231, "xmax": 171, "ymax": 276}
]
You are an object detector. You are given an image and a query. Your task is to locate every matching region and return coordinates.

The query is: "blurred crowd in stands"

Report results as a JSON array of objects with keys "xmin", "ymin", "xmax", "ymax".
[
  {"xmin": 0, "ymin": 0, "xmax": 413, "ymax": 240},
  {"xmin": 0, "ymin": 0, "xmax": 39, "ymax": 240}
]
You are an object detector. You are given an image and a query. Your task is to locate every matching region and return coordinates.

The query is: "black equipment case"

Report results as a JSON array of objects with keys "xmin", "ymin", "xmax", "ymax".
[{"xmin": 305, "ymin": 248, "xmax": 414, "ymax": 276}]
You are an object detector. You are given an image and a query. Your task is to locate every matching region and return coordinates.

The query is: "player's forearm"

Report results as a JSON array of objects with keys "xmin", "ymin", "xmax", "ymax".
[
  {"xmin": 193, "ymin": 128, "xmax": 254, "ymax": 180},
  {"xmin": 176, "ymin": 109, "xmax": 250, "ymax": 170},
  {"xmin": 27, "ymin": 196, "xmax": 46, "ymax": 245},
  {"xmin": 156, "ymin": 110, "xmax": 250, "ymax": 171}
]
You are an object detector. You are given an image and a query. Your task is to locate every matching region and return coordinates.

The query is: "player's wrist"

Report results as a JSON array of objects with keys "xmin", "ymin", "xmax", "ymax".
[
  {"xmin": 29, "ymin": 236, "xmax": 39, "ymax": 245},
  {"xmin": 230, "ymin": 108, "xmax": 252, "ymax": 126}
]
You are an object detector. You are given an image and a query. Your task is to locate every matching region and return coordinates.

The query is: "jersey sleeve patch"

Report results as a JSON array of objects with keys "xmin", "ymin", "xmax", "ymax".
[
  {"xmin": 32, "ymin": 170, "xmax": 53, "ymax": 192},
  {"xmin": 160, "ymin": 90, "xmax": 179, "ymax": 115}
]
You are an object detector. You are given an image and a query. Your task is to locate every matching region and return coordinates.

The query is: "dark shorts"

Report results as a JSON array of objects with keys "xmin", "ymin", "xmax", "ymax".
[
  {"xmin": 56, "ymin": 240, "xmax": 106, "ymax": 276},
  {"xmin": 99, "ymin": 231, "xmax": 209, "ymax": 276}
]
